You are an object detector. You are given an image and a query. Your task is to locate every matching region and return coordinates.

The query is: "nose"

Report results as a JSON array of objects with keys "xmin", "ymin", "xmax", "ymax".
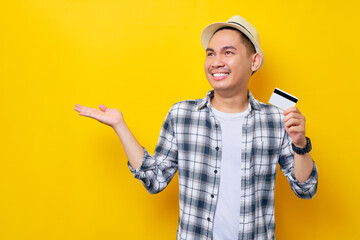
[{"xmin": 211, "ymin": 55, "xmax": 225, "ymax": 69}]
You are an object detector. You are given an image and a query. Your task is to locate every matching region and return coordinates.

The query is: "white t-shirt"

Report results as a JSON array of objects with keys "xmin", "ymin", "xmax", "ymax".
[{"xmin": 211, "ymin": 103, "xmax": 250, "ymax": 240}]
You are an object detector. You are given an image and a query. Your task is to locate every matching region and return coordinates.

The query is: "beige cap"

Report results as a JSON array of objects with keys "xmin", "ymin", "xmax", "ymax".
[{"xmin": 201, "ymin": 15, "xmax": 264, "ymax": 72}]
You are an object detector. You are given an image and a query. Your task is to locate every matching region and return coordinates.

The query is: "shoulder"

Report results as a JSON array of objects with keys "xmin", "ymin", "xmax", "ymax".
[
  {"xmin": 252, "ymin": 98, "xmax": 284, "ymax": 120},
  {"xmin": 161, "ymin": 98, "xmax": 204, "ymax": 127},
  {"xmin": 168, "ymin": 98, "xmax": 204, "ymax": 114}
]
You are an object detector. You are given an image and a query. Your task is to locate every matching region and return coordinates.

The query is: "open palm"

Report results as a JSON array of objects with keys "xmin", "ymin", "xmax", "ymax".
[{"xmin": 74, "ymin": 104, "xmax": 123, "ymax": 128}]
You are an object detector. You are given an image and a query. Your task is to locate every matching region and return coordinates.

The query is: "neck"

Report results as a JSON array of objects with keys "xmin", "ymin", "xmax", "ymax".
[{"xmin": 211, "ymin": 89, "xmax": 249, "ymax": 113}]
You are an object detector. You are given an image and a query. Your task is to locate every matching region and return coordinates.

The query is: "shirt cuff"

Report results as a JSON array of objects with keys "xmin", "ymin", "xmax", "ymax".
[
  {"xmin": 127, "ymin": 147, "xmax": 153, "ymax": 179},
  {"xmin": 289, "ymin": 160, "xmax": 318, "ymax": 198},
  {"xmin": 292, "ymin": 160, "xmax": 318, "ymax": 185}
]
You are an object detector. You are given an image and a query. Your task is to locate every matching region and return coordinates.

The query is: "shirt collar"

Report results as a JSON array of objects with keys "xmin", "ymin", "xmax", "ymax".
[{"xmin": 196, "ymin": 89, "xmax": 261, "ymax": 112}]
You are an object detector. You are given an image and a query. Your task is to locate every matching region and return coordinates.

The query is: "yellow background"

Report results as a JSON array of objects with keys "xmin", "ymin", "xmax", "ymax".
[{"xmin": 1, "ymin": 0, "xmax": 359, "ymax": 239}]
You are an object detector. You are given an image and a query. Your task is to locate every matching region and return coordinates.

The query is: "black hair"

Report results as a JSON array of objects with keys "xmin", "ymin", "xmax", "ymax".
[{"xmin": 213, "ymin": 26, "xmax": 256, "ymax": 56}]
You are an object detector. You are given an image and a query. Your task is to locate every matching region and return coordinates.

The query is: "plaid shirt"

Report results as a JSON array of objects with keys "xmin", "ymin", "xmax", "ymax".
[{"xmin": 128, "ymin": 90, "xmax": 318, "ymax": 240}]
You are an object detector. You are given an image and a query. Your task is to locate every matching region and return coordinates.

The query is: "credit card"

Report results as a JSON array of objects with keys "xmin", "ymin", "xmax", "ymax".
[{"xmin": 268, "ymin": 88, "xmax": 298, "ymax": 111}]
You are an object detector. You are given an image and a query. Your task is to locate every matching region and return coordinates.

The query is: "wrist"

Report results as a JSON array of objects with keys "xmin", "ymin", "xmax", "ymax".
[
  {"xmin": 292, "ymin": 137, "xmax": 312, "ymax": 155},
  {"xmin": 113, "ymin": 118, "xmax": 126, "ymax": 131},
  {"xmin": 294, "ymin": 138, "xmax": 307, "ymax": 148}
]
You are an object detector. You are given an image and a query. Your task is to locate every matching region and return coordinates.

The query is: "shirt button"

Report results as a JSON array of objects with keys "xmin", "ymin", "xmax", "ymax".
[
  {"xmin": 211, "ymin": 194, "xmax": 214, "ymax": 198},
  {"xmin": 215, "ymin": 124, "xmax": 219, "ymax": 128},
  {"xmin": 207, "ymin": 217, "xmax": 211, "ymax": 221},
  {"xmin": 214, "ymin": 170, "xmax": 218, "ymax": 174},
  {"xmin": 215, "ymin": 147, "xmax": 219, "ymax": 151}
]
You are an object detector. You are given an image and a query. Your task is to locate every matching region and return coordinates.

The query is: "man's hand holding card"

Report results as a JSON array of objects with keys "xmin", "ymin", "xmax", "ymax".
[
  {"xmin": 283, "ymin": 107, "xmax": 306, "ymax": 148},
  {"xmin": 269, "ymin": 88, "xmax": 307, "ymax": 148}
]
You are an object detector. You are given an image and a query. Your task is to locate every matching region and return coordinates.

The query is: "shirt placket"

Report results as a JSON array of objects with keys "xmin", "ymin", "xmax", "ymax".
[
  {"xmin": 205, "ymin": 107, "xmax": 223, "ymax": 239},
  {"xmin": 239, "ymin": 110, "xmax": 256, "ymax": 239}
]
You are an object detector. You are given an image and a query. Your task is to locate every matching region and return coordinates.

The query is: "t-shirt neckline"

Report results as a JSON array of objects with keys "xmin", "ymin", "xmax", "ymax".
[{"xmin": 210, "ymin": 102, "xmax": 251, "ymax": 118}]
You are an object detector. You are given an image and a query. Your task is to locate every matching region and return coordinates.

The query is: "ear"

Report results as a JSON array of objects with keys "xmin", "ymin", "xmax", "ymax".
[{"xmin": 250, "ymin": 53, "xmax": 262, "ymax": 72}]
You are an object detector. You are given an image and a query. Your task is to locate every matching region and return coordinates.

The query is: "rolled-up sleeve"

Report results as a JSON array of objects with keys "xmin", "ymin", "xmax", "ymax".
[
  {"xmin": 279, "ymin": 132, "xmax": 318, "ymax": 199},
  {"xmin": 127, "ymin": 108, "xmax": 178, "ymax": 194}
]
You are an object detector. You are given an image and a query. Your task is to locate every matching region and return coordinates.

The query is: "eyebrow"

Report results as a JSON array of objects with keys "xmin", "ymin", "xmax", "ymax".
[{"xmin": 205, "ymin": 46, "xmax": 237, "ymax": 52}]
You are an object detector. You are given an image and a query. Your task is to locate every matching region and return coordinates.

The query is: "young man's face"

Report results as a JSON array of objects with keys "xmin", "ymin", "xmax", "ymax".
[{"xmin": 204, "ymin": 29, "xmax": 254, "ymax": 94}]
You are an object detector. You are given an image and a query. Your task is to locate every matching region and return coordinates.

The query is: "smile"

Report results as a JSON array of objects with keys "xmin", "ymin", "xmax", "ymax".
[
  {"xmin": 212, "ymin": 73, "xmax": 229, "ymax": 77},
  {"xmin": 211, "ymin": 72, "xmax": 230, "ymax": 81}
]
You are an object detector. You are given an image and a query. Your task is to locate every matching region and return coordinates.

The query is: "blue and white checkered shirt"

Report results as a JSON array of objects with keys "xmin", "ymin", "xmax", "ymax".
[{"xmin": 128, "ymin": 90, "xmax": 318, "ymax": 240}]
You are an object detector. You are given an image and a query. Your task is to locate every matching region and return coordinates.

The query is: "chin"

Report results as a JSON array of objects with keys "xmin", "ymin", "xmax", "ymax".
[
  {"xmin": 210, "ymin": 85, "xmax": 231, "ymax": 93},
  {"xmin": 207, "ymin": 80, "xmax": 229, "ymax": 90}
]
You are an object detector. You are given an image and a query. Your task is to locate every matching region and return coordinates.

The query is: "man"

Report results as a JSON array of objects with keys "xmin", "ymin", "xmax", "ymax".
[{"xmin": 74, "ymin": 15, "xmax": 318, "ymax": 240}]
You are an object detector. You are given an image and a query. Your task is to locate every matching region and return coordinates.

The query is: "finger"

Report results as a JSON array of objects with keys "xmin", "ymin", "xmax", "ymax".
[
  {"xmin": 75, "ymin": 105, "xmax": 93, "ymax": 112},
  {"xmin": 283, "ymin": 106, "xmax": 301, "ymax": 116},
  {"xmin": 284, "ymin": 118, "xmax": 303, "ymax": 128},
  {"xmin": 285, "ymin": 125, "xmax": 304, "ymax": 134},
  {"xmin": 98, "ymin": 104, "xmax": 107, "ymax": 112},
  {"xmin": 74, "ymin": 106, "xmax": 82, "ymax": 112},
  {"xmin": 79, "ymin": 110, "xmax": 101, "ymax": 119},
  {"xmin": 74, "ymin": 104, "xmax": 82, "ymax": 112},
  {"xmin": 74, "ymin": 105, "xmax": 89, "ymax": 113},
  {"xmin": 77, "ymin": 107, "xmax": 103, "ymax": 118},
  {"xmin": 283, "ymin": 112, "xmax": 304, "ymax": 122},
  {"xmin": 74, "ymin": 104, "xmax": 87, "ymax": 111}
]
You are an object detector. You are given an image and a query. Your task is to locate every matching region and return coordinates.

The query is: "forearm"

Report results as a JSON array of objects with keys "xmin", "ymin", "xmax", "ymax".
[
  {"xmin": 113, "ymin": 119, "xmax": 144, "ymax": 169},
  {"xmin": 294, "ymin": 152, "xmax": 314, "ymax": 183}
]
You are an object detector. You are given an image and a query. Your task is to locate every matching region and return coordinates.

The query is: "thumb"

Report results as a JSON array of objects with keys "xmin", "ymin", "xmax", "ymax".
[{"xmin": 98, "ymin": 104, "xmax": 107, "ymax": 112}]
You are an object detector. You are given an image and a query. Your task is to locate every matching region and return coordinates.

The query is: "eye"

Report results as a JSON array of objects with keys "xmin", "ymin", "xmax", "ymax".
[
  {"xmin": 206, "ymin": 52, "xmax": 214, "ymax": 57},
  {"xmin": 225, "ymin": 51, "xmax": 233, "ymax": 55}
]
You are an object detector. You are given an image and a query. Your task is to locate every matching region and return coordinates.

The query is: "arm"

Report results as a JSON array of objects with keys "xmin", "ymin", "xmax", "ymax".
[
  {"xmin": 279, "ymin": 106, "xmax": 318, "ymax": 199},
  {"xmin": 74, "ymin": 104, "xmax": 144, "ymax": 169},
  {"xmin": 113, "ymin": 120, "xmax": 144, "ymax": 169},
  {"xmin": 283, "ymin": 106, "xmax": 314, "ymax": 183},
  {"xmin": 293, "ymin": 149, "xmax": 313, "ymax": 183},
  {"xmin": 127, "ymin": 109, "xmax": 178, "ymax": 193},
  {"xmin": 74, "ymin": 103, "xmax": 178, "ymax": 194}
]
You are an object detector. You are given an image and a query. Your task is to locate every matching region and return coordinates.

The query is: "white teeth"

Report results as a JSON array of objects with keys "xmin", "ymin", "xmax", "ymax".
[{"xmin": 213, "ymin": 73, "xmax": 229, "ymax": 77}]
